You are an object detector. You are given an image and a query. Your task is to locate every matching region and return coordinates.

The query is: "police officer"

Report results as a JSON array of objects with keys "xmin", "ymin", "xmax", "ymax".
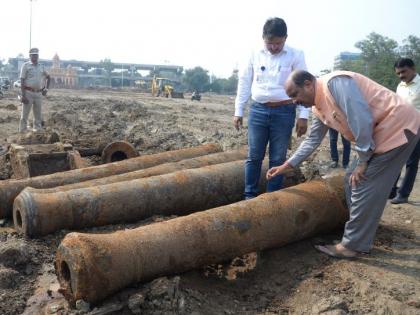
[{"xmin": 20, "ymin": 48, "xmax": 50, "ymax": 133}]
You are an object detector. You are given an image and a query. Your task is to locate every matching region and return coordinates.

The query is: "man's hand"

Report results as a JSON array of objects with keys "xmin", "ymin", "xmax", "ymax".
[
  {"xmin": 42, "ymin": 88, "xmax": 48, "ymax": 96},
  {"xmin": 21, "ymin": 95, "xmax": 29, "ymax": 105},
  {"xmin": 266, "ymin": 162, "xmax": 292, "ymax": 180},
  {"xmin": 296, "ymin": 118, "xmax": 308, "ymax": 137},
  {"xmin": 233, "ymin": 116, "xmax": 243, "ymax": 130},
  {"xmin": 349, "ymin": 162, "xmax": 368, "ymax": 188}
]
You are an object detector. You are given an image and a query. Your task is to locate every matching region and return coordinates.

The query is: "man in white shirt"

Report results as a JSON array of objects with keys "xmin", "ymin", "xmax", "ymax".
[
  {"xmin": 390, "ymin": 58, "xmax": 420, "ymax": 204},
  {"xmin": 234, "ymin": 17, "xmax": 309, "ymax": 199}
]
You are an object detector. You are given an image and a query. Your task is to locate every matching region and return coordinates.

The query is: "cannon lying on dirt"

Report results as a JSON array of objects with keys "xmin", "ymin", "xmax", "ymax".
[
  {"xmin": 55, "ymin": 176, "xmax": 347, "ymax": 305},
  {"xmin": 14, "ymin": 160, "xmax": 303, "ymax": 237},
  {"xmin": 0, "ymin": 143, "xmax": 222, "ymax": 218},
  {"xmin": 19, "ymin": 147, "xmax": 248, "ymax": 194}
]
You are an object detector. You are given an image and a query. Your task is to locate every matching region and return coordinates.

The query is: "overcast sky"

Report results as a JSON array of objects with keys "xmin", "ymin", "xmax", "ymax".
[{"xmin": 1, "ymin": 0, "xmax": 419, "ymax": 78}]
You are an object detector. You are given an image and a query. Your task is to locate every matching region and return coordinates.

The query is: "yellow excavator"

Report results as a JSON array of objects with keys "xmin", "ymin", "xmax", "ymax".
[{"xmin": 151, "ymin": 76, "xmax": 184, "ymax": 98}]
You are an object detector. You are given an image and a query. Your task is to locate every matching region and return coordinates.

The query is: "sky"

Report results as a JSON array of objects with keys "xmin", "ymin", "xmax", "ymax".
[{"xmin": 1, "ymin": 0, "xmax": 419, "ymax": 78}]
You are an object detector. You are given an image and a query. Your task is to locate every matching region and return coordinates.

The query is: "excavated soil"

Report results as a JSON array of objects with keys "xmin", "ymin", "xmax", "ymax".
[{"xmin": 0, "ymin": 88, "xmax": 419, "ymax": 315}]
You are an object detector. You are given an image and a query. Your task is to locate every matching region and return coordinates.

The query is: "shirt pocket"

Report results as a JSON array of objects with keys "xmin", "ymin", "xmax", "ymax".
[
  {"xmin": 277, "ymin": 66, "xmax": 292, "ymax": 84},
  {"xmin": 27, "ymin": 68, "xmax": 35, "ymax": 80},
  {"xmin": 255, "ymin": 68, "xmax": 269, "ymax": 84}
]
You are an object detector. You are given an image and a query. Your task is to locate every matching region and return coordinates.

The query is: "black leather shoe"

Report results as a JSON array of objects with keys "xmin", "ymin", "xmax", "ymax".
[
  {"xmin": 390, "ymin": 195, "xmax": 408, "ymax": 204},
  {"xmin": 388, "ymin": 190, "xmax": 397, "ymax": 199}
]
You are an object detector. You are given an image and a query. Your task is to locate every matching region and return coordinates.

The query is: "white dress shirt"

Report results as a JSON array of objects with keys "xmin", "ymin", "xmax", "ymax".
[{"xmin": 234, "ymin": 44, "xmax": 310, "ymax": 119}]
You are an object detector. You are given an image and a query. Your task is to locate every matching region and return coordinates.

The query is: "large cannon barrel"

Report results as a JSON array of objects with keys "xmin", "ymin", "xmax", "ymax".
[
  {"xmin": 26, "ymin": 147, "xmax": 248, "ymax": 194},
  {"xmin": 55, "ymin": 176, "xmax": 347, "ymax": 305},
  {"xmin": 0, "ymin": 143, "xmax": 222, "ymax": 218},
  {"xmin": 15, "ymin": 160, "xmax": 302, "ymax": 237}
]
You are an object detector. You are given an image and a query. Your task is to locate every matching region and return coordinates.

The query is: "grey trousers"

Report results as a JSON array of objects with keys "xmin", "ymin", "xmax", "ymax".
[
  {"xmin": 342, "ymin": 129, "xmax": 420, "ymax": 252},
  {"xmin": 19, "ymin": 90, "xmax": 43, "ymax": 133}
]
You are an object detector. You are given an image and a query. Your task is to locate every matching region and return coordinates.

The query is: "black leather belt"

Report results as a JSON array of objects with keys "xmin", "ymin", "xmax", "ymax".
[{"xmin": 24, "ymin": 86, "xmax": 42, "ymax": 92}]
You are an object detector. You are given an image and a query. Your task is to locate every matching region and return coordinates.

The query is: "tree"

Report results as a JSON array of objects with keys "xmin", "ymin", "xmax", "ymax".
[
  {"xmin": 183, "ymin": 67, "xmax": 210, "ymax": 92},
  {"xmin": 399, "ymin": 35, "xmax": 420, "ymax": 66},
  {"xmin": 225, "ymin": 72, "xmax": 238, "ymax": 94},
  {"xmin": 334, "ymin": 33, "xmax": 420, "ymax": 90},
  {"xmin": 208, "ymin": 71, "xmax": 238, "ymax": 94},
  {"xmin": 100, "ymin": 58, "xmax": 114, "ymax": 87},
  {"xmin": 209, "ymin": 76, "xmax": 223, "ymax": 93},
  {"xmin": 354, "ymin": 32, "xmax": 399, "ymax": 89}
]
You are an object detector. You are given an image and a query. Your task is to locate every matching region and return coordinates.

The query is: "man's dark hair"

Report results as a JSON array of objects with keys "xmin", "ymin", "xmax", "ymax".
[
  {"xmin": 263, "ymin": 17, "xmax": 287, "ymax": 39},
  {"xmin": 291, "ymin": 70, "xmax": 316, "ymax": 87},
  {"xmin": 394, "ymin": 57, "xmax": 415, "ymax": 69}
]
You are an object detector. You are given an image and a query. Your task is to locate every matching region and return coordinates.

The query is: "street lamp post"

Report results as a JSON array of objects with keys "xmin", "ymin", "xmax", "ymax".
[{"xmin": 29, "ymin": 0, "xmax": 33, "ymax": 50}]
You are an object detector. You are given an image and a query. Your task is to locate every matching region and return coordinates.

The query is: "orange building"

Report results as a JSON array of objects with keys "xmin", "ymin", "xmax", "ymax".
[{"xmin": 48, "ymin": 54, "xmax": 78, "ymax": 88}]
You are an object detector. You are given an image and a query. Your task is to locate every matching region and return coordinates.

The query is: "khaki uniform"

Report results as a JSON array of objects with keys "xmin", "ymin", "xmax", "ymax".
[{"xmin": 19, "ymin": 62, "xmax": 49, "ymax": 132}]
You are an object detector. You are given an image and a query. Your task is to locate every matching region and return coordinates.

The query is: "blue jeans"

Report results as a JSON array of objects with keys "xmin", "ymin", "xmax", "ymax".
[
  {"xmin": 391, "ymin": 137, "xmax": 420, "ymax": 198},
  {"xmin": 244, "ymin": 102, "xmax": 296, "ymax": 199},
  {"xmin": 329, "ymin": 128, "xmax": 351, "ymax": 167}
]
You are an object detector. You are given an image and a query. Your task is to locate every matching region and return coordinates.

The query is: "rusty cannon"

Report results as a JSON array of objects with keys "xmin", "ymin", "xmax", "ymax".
[
  {"xmin": 0, "ymin": 143, "xmax": 222, "ymax": 218},
  {"xmin": 14, "ymin": 160, "xmax": 304, "ymax": 237},
  {"xmin": 21, "ymin": 147, "xmax": 248, "ymax": 194},
  {"xmin": 55, "ymin": 176, "xmax": 347, "ymax": 305}
]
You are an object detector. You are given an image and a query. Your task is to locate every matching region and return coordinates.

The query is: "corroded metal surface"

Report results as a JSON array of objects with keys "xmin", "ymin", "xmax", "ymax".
[
  {"xmin": 14, "ymin": 160, "xmax": 301, "ymax": 237},
  {"xmin": 0, "ymin": 143, "xmax": 222, "ymax": 218},
  {"xmin": 101, "ymin": 141, "xmax": 139, "ymax": 164},
  {"xmin": 55, "ymin": 176, "xmax": 347, "ymax": 305},
  {"xmin": 8, "ymin": 143, "xmax": 82, "ymax": 179},
  {"xmin": 34, "ymin": 147, "xmax": 249, "ymax": 194}
]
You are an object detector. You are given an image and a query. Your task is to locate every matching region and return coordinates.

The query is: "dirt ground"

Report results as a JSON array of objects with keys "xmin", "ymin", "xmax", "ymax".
[{"xmin": 0, "ymin": 88, "xmax": 419, "ymax": 315}]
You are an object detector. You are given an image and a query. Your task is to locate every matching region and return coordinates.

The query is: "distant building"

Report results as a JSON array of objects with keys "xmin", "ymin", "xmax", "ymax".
[
  {"xmin": 337, "ymin": 51, "xmax": 361, "ymax": 61},
  {"xmin": 7, "ymin": 55, "xmax": 183, "ymax": 88},
  {"xmin": 49, "ymin": 54, "xmax": 78, "ymax": 88},
  {"xmin": 334, "ymin": 51, "xmax": 361, "ymax": 69}
]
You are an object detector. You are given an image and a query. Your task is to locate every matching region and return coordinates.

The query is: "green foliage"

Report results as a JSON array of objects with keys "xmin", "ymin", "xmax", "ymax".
[
  {"xmin": 399, "ymin": 35, "xmax": 420, "ymax": 66},
  {"xmin": 183, "ymin": 67, "xmax": 210, "ymax": 92},
  {"xmin": 209, "ymin": 72, "xmax": 238, "ymax": 94},
  {"xmin": 334, "ymin": 33, "xmax": 420, "ymax": 90},
  {"xmin": 182, "ymin": 67, "xmax": 237, "ymax": 94}
]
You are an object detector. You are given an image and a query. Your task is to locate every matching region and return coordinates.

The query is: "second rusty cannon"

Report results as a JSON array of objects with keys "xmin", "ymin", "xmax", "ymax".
[
  {"xmin": 0, "ymin": 143, "xmax": 222, "ymax": 218},
  {"xmin": 22, "ymin": 147, "xmax": 248, "ymax": 194},
  {"xmin": 13, "ymin": 160, "xmax": 303, "ymax": 237}
]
